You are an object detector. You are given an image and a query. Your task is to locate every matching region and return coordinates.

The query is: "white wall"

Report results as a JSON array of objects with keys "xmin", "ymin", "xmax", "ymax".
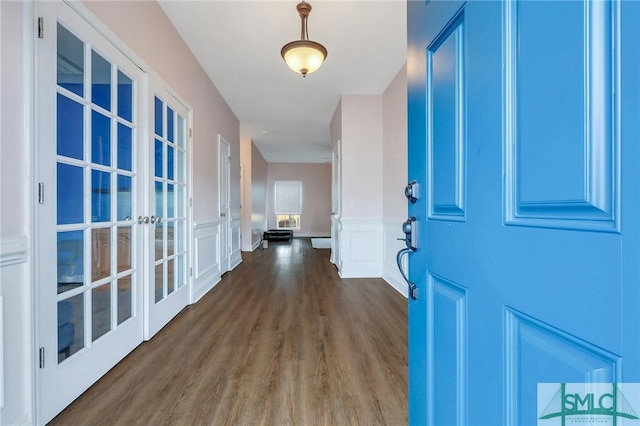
[
  {"xmin": 382, "ymin": 64, "xmax": 409, "ymax": 296},
  {"xmin": 240, "ymin": 139, "xmax": 268, "ymax": 251},
  {"xmin": 0, "ymin": 1, "xmax": 241, "ymax": 423},
  {"xmin": 332, "ymin": 95, "xmax": 384, "ymax": 277},
  {"xmin": 1, "ymin": 2, "xmax": 35, "ymax": 424},
  {"xmin": 330, "ymin": 65, "xmax": 408, "ymax": 288},
  {"xmin": 266, "ymin": 163, "xmax": 332, "ymax": 237}
]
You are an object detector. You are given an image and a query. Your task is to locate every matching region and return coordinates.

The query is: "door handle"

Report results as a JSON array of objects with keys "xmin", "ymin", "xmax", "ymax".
[
  {"xmin": 138, "ymin": 215, "xmax": 150, "ymax": 225},
  {"xmin": 220, "ymin": 212, "xmax": 226, "ymax": 218},
  {"xmin": 150, "ymin": 215, "xmax": 162, "ymax": 224},
  {"xmin": 397, "ymin": 217, "xmax": 418, "ymax": 300}
]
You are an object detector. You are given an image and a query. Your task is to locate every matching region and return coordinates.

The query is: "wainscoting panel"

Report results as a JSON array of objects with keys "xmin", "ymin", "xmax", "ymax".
[
  {"xmin": 192, "ymin": 222, "xmax": 222, "ymax": 302},
  {"xmin": 230, "ymin": 216, "xmax": 242, "ymax": 270},
  {"xmin": 504, "ymin": 307, "xmax": 620, "ymax": 424},
  {"xmin": 0, "ymin": 236, "xmax": 29, "ymax": 424},
  {"xmin": 0, "ymin": 293, "xmax": 4, "ymax": 411},
  {"xmin": 381, "ymin": 219, "xmax": 408, "ymax": 297},
  {"xmin": 338, "ymin": 218, "xmax": 382, "ymax": 278}
]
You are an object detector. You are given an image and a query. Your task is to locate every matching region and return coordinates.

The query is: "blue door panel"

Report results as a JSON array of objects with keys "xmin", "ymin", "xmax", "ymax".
[{"xmin": 407, "ymin": 0, "xmax": 640, "ymax": 424}]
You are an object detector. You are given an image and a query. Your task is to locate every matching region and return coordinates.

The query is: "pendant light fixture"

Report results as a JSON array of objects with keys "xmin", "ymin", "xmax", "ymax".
[{"xmin": 281, "ymin": 1, "xmax": 327, "ymax": 77}]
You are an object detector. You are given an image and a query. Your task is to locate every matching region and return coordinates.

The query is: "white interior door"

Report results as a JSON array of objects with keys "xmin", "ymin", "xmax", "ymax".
[
  {"xmin": 145, "ymin": 81, "xmax": 191, "ymax": 339},
  {"xmin": 219, "ymin": 135, "xmax": 231, "ymax": 273},
  {"xmin": 36, "ymin": 3, "xmax": 144, "ymax": 423},
  {"xmin": 330, "ymin": 140, "xmax": 341, "ymax": 266}
]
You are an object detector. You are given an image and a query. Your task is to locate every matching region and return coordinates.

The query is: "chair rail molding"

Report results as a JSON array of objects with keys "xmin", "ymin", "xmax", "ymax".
[{"xmin": 0, "ymin": 236, "xmax": 29, "ymax": 267}]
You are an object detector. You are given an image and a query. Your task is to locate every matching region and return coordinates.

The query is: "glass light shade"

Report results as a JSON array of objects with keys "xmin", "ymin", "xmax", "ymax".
[{"xmin": 281, "ymin": 40, "xmax": 327, "ymax": 76}]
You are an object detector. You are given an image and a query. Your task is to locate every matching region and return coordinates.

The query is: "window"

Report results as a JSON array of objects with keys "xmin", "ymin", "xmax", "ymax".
[{"xmin": 275, "ymin": 180, "xmax": 302, "ymax": 230}]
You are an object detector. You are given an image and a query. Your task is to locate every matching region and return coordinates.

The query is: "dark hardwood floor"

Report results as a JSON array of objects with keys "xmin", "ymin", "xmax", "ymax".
[{"xmin": 50, "ymin": 238, "xmax": 408, "ymax": 425}]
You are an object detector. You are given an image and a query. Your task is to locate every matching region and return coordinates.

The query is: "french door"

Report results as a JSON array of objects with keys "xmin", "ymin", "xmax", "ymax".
[
  {"xmin": 145, "ymin": 83, "xmax": 191, "ymax": 339},
  {"xmin": 36, "ymin": 3, "xmax": 145, "ymax": 423},
  {"xmin": 36, "ymin": 2, "xmax": 191, "ymax": 422},
  {"xmin": 407, "ymin": 0, "xmax": 640, "ymax": 424}
]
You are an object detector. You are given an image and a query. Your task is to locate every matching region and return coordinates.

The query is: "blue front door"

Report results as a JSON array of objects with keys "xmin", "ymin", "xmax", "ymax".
[{"xmin": 407, "ymin": 1, "xmax": 640, "ymax": 424}]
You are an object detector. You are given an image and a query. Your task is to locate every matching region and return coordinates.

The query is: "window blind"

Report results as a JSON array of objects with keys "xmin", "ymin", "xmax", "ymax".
[{"xmin": 275, "ymin": 180, "xmax": 302, "ymax": 214}]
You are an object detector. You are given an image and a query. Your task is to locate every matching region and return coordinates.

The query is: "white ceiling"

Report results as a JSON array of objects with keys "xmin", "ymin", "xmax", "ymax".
[{"xmin": 158, "ymin": 0, "xmax": 407, "ymax": 163}]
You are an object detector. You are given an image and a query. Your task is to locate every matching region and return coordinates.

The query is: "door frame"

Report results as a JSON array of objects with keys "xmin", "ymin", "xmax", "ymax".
[{"xmin": 218, "ymin": 135, "xmax": 231, "ymax": 274}]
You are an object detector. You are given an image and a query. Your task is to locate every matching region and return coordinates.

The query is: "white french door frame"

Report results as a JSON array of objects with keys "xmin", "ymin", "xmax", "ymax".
[
  {"xmin": 144, "ymin": 78, "xmax": 193, "ymax": 340},
  {"xmin": 218, "ymin": 135, "xmax": 231, "ymax": 274},
  {"xmin": 32, "ymin": 1, "xmax": 194, "ymax": 422},
  {"xmin": 34, "ymin": 2, "xmax": 147, "ymax": 423}
]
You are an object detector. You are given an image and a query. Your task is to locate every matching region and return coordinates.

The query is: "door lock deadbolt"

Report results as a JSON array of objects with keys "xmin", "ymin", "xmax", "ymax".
[{"xmin": 405, "ymin": 180, "xmax": 418, "ymax": 203}]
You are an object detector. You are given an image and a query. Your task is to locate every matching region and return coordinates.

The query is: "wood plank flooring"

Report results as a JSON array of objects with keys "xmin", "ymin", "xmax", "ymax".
[{"xmin": 49, "ymin": 238, "xmax": 408, "ymax": 425}]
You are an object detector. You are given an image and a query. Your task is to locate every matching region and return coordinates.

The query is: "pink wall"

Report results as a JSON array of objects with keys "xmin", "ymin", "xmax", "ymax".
[
  {"xmin": 383, "ymin": 64, "xmax": 408, "ymax": 219},
  {"xmin": 340, "ymin": 95, "xmax": 384, "ymax": 218},
  {"xmin": 0, "ymin": 1, "xmax": 29, "ymax": 238},
  {"xmin": 267, "ymin": 163, "xmax": 332, "ymax": 237},
  {"xmin": 84, "ymin": 1, "xmax": 241, "ymax": 223}
]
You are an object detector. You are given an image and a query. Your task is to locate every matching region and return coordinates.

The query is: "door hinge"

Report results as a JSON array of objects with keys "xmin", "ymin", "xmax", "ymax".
[
  {"xmin": 39, "ymin": 347, "xmax": 45, "ymax": 368},
  {"xmin": 38, "ymin": 182, "xmax": 45, "ymax": 204},
  {"xmin": 189, "ymin": 128, "xmax": 192, "ymax": 138},
  {"xmin": 189, "ymin": 197, "xmax": 193, "ymax": 207},
  {"xmin": 189, "ymin": 267, "xmax": 193, "ymax": 277},
  {"xmin": 38, "ymin": 17, "xmax": 44, "ymax": 39}
]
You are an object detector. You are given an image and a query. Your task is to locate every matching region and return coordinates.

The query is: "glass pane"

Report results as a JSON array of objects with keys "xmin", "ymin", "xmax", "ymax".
[
  {"xmin": 91, "ymin": 50, "xmax": 111, "ymax": 111},
  {"xmin": 58, "ymin": 294, "xmax": 84, "ymax": 363},
  {"xmin": 154, "ymin": 139, "xmax": 163, "ymax": 178},
  {"xmin": 57, "ymin": 163, "xmax": 84, "ymax": 225},
  {"xmin": 167, "ymin": 258, "xmax": 175, "ymax": 295},
  {"xmin": 177, "ymin": 150, "xmax": 185, "ymax": 183},
  {"xmin": 167, "ymin": 146, "xmax": 174, "ymax": 180},
  {"xmin": 117, "ymin": 70, "xmax": 132, "ymax": 121},
  {"xmin": 91, "ymin": 110, "xmax": 111, "ymax": 166},
  {"xmin": 155, "ymin": 181, "xmax": 164, "ymax": 218},
  {"xmin": 117, "ymin": 275, "xmax": 132, "ymax": 325},
  {"xmin": 57, "ymin": 94, "xmax": 84, "ymax": 160},
  {"xmin": 92, "ymin": 228, "xmax": 111, "ymax": 281},
  {"xmin": 117, "ymin": 123, "xmax": 133, "ymax": 172},
  {"xmin": 57, "ymin": 23, "xmax": 84, "ymax": 96},
  {"xmin": 167, "ymin": 184, "xmax": 175, "ymax": 218},
  {"xmin": 154, "ymin": 96, "xmax": 163, "ymax": 136},
  {"xmin": 167, "ymin": 221, "xmax": 174, "ymax": 257},
  {"xmin": 155, "ymin": 263, "xmax": 163, "ymax": 303},
  {"xmin": 177, "ymin": 115, "xmax": 184, "ymax": 149},
  {"xmin": 117, "ymin": 175, "xmax": 132, "ymax": 221},
  {"xmin": 92, "ymin": 283, "xmax": 111, "ymax": 342},
  {"xmin": 57, "ymin": 230, "xmax": 84, "ymax": 294},
  {"xmin": 167, "ymin": 107, "xmax": 174, "ymax": 142},
  {"xmin": 92, "ymin": 170, "xmax": 111, "ymax": 222},
  {"xmin": 177, "ymin": 184, "xmax": 185, "ymax": 217},
  {"xmin": 155, "ymin": 224, "xmax": 163, "ymax": 261},
  {"xmin": 117, "ymin": 226, "xmax": 131, "ymax": 273},
  {"xmin": 177, "ymin": 220, "xmax": 185, "ymax": 253},
  {"xmin": 177, "ymin": 254, "xmax": 185, "ymax": 289}
]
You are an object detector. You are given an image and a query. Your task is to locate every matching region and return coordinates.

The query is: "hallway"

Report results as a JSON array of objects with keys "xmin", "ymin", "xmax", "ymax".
[{"xmin": 49, "ymin": 239, "xmax": 408, "ymax": 425}]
